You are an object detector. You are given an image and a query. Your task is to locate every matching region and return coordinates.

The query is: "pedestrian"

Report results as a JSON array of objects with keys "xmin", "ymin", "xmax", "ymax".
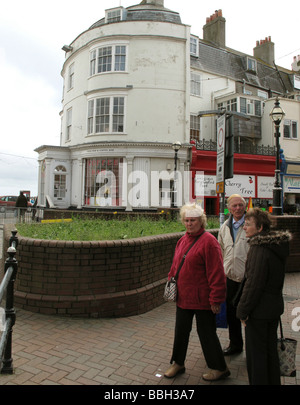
[
  {"xmin": 164, "ymin": 203, "xmax": 230, "ymax": 382},
  {"xmin": 218, "ymin": 194, "xmax": 249, "ymax": 355},
  {"xmin": 236, "ymin": 208, "xmax": 291, "ymax": 385},
  {"xmin": 15, "ymin": 191, "xmax": 28, "ymax": 222}
]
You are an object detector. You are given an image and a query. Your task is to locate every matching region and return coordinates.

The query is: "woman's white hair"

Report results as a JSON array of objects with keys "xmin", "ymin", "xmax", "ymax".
[{"xmin": 180, "ymin": 203, "xmax": 207, "ymax": 228}]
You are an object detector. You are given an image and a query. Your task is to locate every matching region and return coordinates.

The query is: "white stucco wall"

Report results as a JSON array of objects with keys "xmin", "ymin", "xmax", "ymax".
[{"xmin": 60, "ymin": 21, "xmax": 190, "ymax": 147}]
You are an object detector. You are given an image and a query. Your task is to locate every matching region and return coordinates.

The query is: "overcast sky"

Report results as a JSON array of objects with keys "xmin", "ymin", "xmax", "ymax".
[{"xmin": 1, "ymin": 0, "xmax": 299, "ymax": 197}]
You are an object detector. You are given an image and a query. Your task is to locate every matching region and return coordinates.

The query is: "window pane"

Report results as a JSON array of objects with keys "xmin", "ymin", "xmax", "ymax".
[
  {"xmin": 114, "ymin": 46, "xmax": 126, "ymax": 71},
  {"xmin": 240, "ymin": 98, "xmax": 247, "ymax": 114},
  {"xmin": 191, "ymin": 73, "xmax": 201, "ymax": 96},
  {"xmin": 292, "ymin": 121, "xmax": 298, "ymax": 138},
  {"xmin": 98, "ymin": 47, "xmax": 112, "ymax": 73},
  {"xmin": 190, "ymin": 115, "xmax": 200, "ymax": 142},
  {"xmin": 96, "ymin": 98, "xmax": 110, "ymax": 132},
  {"xmin": 112, "ymin": 97, "xmax": 124, "ymax": 132},
  {"xmin": 90, "ymin": 51, "xmax": 96, "ymax": 76},
  {"xmin": 255, "ymin": 100, "xmax": 261, "ymax": 116},
  {"xmin": 284, "ymin": 120, "xmax": 290, "ymax": 138},
  {"xmin": 190, "ymin": 37, "xmax": 198, "ymax": 55},
  {"xmin": 88, "ymin": 100, "xmax": 94, "ymax": 134}
]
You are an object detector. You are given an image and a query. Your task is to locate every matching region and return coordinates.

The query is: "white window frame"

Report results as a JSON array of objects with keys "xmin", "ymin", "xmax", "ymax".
[
  {"xmin": 54, "ymin": 165, "xmax": 67, "ymax": 199},
  {"xmin": 284, "ymin": 120, "xmax": 298, "ymax": 139},
  {"xmin": 247, "ymin": 57, "xmax": 257, "ymax": 73},
  {"xmin": 190, "ymin": 36, "xmax": 199, "ymax": 57},
  {"xmin": 190, "ymin": 114, "xmax": 201, "ymax": 142},
  {"xmin": 90, "ymin": 43, "xmax": 128, "ymax": 75},
  {"xmin": 66, "ymin": 108, "xmax": 72, "ymax": 141},
  {"xmin": 217, "ymin": 98, "xmax": 237, "ymax": 112},
  {"xmin": 87, "ymin": 95, "xmax": 126, "ymax": 135},
  {"xmin": 68, "ymin": 63, "xmax": 74, "ymax": 90},
  {"xmin": 191, "ymin": 72, "xmax": 201, "ymax": 97},
  {"xmin": 240, "ymin": 97, "xmax": 261, "ymax": 117},
  {"xmin": 105, "ymin": 7, "xmax": 125, "ymax": 23}
]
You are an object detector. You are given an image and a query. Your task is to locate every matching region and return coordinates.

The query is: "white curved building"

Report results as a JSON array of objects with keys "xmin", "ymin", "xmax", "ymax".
[{"xmin": 35, "ymin": 0, "xmax": 192, "ymax": 211}]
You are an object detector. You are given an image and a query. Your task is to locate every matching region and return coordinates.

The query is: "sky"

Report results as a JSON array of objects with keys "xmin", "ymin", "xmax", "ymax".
[{"xmin": 0, "ymin": 0, "xmax": 299, "ymax": 197}]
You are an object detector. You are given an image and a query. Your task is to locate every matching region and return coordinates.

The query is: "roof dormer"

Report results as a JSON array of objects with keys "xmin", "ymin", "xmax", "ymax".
[{"xmin": 105, "ymin": 7, "xmax": 127, "ymax": 24}]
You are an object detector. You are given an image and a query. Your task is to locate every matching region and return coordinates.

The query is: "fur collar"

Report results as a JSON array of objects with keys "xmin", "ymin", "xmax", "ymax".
[{"xmin": 248, "ymin": 230, "xmax": 292, "ymax": 246}]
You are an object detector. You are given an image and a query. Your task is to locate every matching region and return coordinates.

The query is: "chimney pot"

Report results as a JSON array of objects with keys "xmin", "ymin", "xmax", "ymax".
[{"xmin": 203, "ymin": 9, "xmax": 226, "ymax": 48}]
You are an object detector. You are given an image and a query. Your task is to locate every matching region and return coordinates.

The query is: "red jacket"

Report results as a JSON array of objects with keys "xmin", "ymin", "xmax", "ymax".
[{"xmin": 168, "ymin": 229, "xmax": 226, "ymax": 310}]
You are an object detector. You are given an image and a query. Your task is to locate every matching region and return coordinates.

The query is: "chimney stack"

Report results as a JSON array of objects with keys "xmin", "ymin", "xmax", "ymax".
[
  {"xmin": 203, "ymin": 10, "xmax": 226, "ymax": 48},
  {"xmin": 253, "ymin": 36, "xmax": 275, "ymax": 66}
]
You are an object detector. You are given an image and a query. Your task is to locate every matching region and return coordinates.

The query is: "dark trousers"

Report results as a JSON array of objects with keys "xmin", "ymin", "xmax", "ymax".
[
  {"xmin": 226, "ymin": 278, "xmax": 243, "ymax": 350},
  {"xmin": 171, "ymin": 306, "xmax": 227, "ymax": 371},
  {"xmin": 245, "ymin": 317, "xmax": 281, "ymax": 385}
]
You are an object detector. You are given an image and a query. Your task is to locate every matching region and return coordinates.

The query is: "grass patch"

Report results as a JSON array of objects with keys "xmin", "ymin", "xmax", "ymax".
[{"xmin": 16, "ymin": 216, "xmax": 220, "ymax": 241}]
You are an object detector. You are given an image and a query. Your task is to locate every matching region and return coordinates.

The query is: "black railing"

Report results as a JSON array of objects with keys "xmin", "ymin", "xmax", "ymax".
[
  {"xmin": 194, "ymin": 139, "xmax": 276, "ymax": 156},
  {"xmin": 0, "ymin": 230, "xmax": 18, "ymax": 374}
]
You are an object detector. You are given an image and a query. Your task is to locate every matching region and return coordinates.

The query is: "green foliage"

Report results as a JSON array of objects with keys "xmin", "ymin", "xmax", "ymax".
[{"xmin": 16, "ymin": 216, "xmax": 220, "ymax": 241}]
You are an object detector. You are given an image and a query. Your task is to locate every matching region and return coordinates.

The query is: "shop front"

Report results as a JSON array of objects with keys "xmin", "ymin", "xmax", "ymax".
[{"xmin": 191, "ymin": 148, "xmax": 276, "ymax": 215}]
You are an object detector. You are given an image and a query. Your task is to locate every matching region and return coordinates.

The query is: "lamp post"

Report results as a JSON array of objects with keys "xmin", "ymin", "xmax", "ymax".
[
  {"xmin": 171, "ymin": 141, "xmax": 181, "ymax": 209},
  {"xmin": 269, "ymin": 98, "xmax": 285, "ymax": 215}
]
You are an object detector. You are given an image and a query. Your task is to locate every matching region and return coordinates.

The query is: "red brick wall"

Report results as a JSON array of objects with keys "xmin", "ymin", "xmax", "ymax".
[
  {"xmin": 3, "ymin": 216, "xmax": 299, "ymax": 318},
  {"xmin": 5, "ymin": 228, "xmax": 185, "ymax": 317}
]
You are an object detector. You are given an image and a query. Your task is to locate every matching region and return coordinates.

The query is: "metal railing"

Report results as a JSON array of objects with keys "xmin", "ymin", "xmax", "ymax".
[
  {"xmin": 0, "ymin": 207, "xmax": 38, "ymax": 225},
  {"xmin": 194, "ymin": 139, "xmax": 276, "ymax": 156},
  {"xmin": 0, "ymin": 230, "xmax": 18, "ymax": 374}
]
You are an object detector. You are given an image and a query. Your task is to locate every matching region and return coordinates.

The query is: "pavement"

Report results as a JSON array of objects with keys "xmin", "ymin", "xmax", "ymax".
[{"xmin": 0, "ymin": 220, "xmax": 299, "ymax": 388}]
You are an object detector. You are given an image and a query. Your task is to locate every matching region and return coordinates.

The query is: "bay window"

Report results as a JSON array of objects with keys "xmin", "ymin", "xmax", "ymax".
[
  {"xmin": 88, "ymin": 96, "xmax": 125, "ymax": 134},
  {"xmin": 90, "ymin": 44, "xmax": 127, "ymax": 75}
]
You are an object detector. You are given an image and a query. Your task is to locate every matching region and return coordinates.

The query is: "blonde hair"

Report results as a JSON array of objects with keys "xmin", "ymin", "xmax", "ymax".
[
  {"xmin": 180, "ymin": 203, "xmax": 207, "ymax": 228},
  {"xmin": 227, "ymin": 194, "xmax": 246, "ymax": 208}
]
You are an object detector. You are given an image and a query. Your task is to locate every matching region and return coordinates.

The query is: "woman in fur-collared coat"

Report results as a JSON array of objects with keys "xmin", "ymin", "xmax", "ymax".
[{"xmin": 236, "ymin": 208, "xmax": 291, "ymax": 385}]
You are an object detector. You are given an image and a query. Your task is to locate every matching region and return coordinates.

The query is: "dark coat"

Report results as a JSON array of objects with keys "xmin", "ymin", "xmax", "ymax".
[
  {"xmin": 16, "ymin": 193, "xmax": 28, "ymax": 208},
  {"xmin": 236, "ymin": 230, "xmax": 291, "ymax": 320}
]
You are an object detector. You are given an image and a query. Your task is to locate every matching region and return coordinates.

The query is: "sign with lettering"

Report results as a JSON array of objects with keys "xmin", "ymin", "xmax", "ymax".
[
  {"xmin": 225, "ymin": 175, "xmax": 255, "ymax": 197},
  {"xmin": 284, "ymin": 176, "xmax": 300, "ymax": 193},
  {"xmin": 195, "ymin": 174, "xmax": 217, "ymax": 197},
  {"xmin": 257, "ymin": 176, "xmax": 274, "ymax": 198}
]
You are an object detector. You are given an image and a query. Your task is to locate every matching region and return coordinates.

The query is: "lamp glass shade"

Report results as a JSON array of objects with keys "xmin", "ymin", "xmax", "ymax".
[
  {"xmin": 270, "ymin": 101, "xmax": 285, "ymax": 125},
  {"xmin": 172, "ymin": 141, "xmax": 182, "ymax": 151}
]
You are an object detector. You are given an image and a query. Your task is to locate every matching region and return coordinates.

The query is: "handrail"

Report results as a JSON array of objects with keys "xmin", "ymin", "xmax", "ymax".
[{"xmin": 0, "ymin": 231, "xmax": 18, "ymax": 374}]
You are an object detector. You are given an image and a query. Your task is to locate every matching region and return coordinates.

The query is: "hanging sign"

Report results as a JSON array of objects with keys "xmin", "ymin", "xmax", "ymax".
[{"xmin": 216, "ymin": 115, "xmax": 225, "ymax": 193}]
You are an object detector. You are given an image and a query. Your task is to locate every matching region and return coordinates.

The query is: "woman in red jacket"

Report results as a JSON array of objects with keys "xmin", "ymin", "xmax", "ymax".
[{"xmin": 164, "ymin": 203, "xmax": 230, "ymax": 381}]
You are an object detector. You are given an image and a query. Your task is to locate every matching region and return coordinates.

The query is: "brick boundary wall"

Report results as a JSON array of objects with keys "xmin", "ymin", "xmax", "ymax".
[
  {"xmin": 2, "ymin": 225, "xmax": 191, "ymax": 318},
  {"xmin": 2, "ymin": 217, "xmax": 299, "ymax": 318}
]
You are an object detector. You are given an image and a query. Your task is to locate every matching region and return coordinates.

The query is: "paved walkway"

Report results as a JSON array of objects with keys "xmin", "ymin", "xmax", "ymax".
[{"xmin": 0, "ymin": 224, "xmax": 299, "ymax": 386}]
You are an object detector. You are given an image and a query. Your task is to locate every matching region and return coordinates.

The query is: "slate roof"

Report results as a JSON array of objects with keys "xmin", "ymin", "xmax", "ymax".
[
  {"xmin": 192, "ymin": 41, "xmax": 294, "ymax": 95},
  {"xmin": 89, "ymin": 3, "xmax": 181, "ymax": 30},
  {"xmin": 87, "ymin": 2, "xmax": 294, "ymax": 96}
]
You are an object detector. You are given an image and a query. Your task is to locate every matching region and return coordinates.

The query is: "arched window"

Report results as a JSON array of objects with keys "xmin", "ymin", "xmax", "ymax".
[{"xmin": 54, "ymin": 166, "xmax": 67, "ymax": 199}]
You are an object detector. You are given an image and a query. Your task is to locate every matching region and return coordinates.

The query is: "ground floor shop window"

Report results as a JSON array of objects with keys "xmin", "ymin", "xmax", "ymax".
[{"xmin": 84, "ymin": 157, "xmax": 123, "ymax": 207}]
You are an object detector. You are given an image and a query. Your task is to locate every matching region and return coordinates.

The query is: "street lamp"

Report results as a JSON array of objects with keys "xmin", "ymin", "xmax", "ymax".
[
  {"xmin": 171, "ymin": 141, "xmax": 181, "ymax": 209},
  {"xmin": 270, "ymin": 98, "xmax": 285, "ymax": 215}
]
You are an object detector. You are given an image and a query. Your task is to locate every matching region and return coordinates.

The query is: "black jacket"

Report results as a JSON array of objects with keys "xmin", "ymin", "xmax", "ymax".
[{"xmin": 236, "ymin": 230, "xmax": 291, "ymax": 320}]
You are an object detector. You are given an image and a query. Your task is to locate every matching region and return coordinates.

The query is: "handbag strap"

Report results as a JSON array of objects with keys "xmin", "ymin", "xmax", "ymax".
[
  {"xmin": 174, "ymin": 231, "xmax": 205, "ymax": 281},
  {"xmin": 279, "ymin": 317, "xmax": 284, "ymax": 340}
]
